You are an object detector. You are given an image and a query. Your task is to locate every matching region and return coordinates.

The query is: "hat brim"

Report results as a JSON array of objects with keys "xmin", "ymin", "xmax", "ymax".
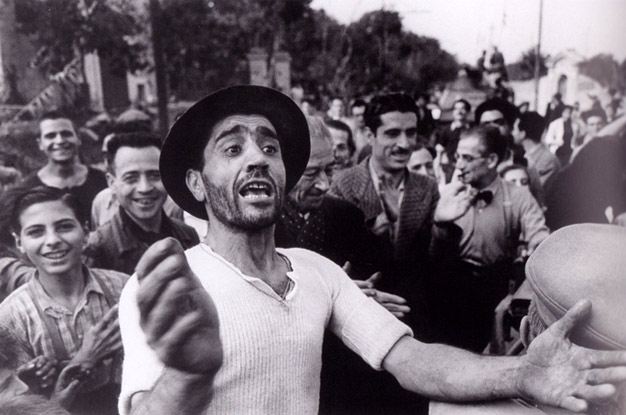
[{"xmin": 160, "ymin": 85, "xmax": 310, "ymax": 220}]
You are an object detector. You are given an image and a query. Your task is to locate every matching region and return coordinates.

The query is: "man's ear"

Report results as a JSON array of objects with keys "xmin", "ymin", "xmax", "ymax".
[
  {"xmin": 487, "ymin": 153, "xmax": 499, "ymax": 169},
  {"xmin": 106, "ymin": 171, "xmax": 116, "ymax": 188},
  {"xmin": 13, "ymin": 232, "xmax": 25, "ymax": 255},
  {"xmin": 36, "ymin": 138, "xmax": 44, "ymax": 152},
  {"xmin": 365, "ymin": 127, "xmax": 375, "ymax": 145},
  {"xmin": 186, "ymin": 170, "xmax": 207, "ymax": 203}
]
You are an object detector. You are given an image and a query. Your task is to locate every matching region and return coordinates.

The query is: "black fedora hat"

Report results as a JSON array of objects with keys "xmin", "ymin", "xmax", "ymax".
[{"xmin": 160, "ymin": 85, "xmax": 311, "ymax": 220}]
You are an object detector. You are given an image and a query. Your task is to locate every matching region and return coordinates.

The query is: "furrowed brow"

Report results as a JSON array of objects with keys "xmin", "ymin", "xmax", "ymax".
[
  {"xmin": 214, "ymin": 125, "xmax": 247, "ymax": 143},
  {"xmin": 256, "ymin": 126, "xmax": 278, "ymax": 140}
]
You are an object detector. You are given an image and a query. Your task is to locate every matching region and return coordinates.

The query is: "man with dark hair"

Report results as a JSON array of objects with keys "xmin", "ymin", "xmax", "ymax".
[
  {"xmin": 330, "ymin": 92, "xmax": 438, "ymax": 333},
  {"xmin": 324, "ymin": 119, "xmax": 355, "ymax": 170},
  {"xmin": 431, "ymin": 125, "xmax": 549, "ymax": 352},
  {"xmin": 512, "ymin": 112, "xmax": 560, "ymax": 188},
  {"xmin": 84, "ymin": 132, "xmax": 198, "ymax": 274},
  {"xmin": 20, "ymin": 111, "xmax": 107, "ymax": 229},
  {"xmin": 571, "ymin": 108, "xmax": 608, "ymax": 160},
  {"xmin": 118, "ymin": 86, "xmax": 626, "ymax": 415}
]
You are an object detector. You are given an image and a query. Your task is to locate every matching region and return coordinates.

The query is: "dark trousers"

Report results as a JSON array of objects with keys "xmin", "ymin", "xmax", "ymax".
[{"xmin": 429, "ymin": 261, "xmax": 511, "ymax": 352}]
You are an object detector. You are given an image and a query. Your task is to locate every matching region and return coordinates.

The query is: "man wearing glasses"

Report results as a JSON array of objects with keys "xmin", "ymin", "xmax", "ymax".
[{"xmin": 430, "ymin": 125, "xmax": 549, "ymax": 352}]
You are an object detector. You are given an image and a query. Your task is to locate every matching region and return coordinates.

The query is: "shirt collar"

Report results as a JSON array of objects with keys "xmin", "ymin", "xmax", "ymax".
[
  {"xmin": 29, "ymin": 266, "xmax": 104, "ymax": 315},
  {"xmin": 368, "ymin": 158, "xmax": 406, "ymax": 196}
]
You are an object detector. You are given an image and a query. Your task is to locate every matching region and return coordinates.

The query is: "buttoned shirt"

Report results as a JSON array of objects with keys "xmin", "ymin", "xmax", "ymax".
[
  {"xmin": 368, "ymin": 160, "xmax": 405, "ymax": 240},
  {"xmin": 453, "ymin": 178, "xmax": 549, "ymax": 267},
  {"xmin": 0, "ymin": 267, "xmax": 129, "ymax": 389}
]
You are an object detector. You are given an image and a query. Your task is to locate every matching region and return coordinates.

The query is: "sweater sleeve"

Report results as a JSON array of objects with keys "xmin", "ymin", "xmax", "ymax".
[{"xmin": 320, "ymin": 257, "xmax": 412, "ymax": 370}]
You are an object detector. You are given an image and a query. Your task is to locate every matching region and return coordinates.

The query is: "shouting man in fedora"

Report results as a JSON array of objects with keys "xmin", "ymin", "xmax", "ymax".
[{"xmin": 117, "ymin": 86, "xmax": 626, "ymax": 415}]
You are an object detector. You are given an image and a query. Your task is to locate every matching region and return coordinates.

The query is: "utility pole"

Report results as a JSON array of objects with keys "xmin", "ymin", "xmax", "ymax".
[
  {"xmin": 149, "ymin": 0, "xmax": 169, "ymax": 139},
  {"xmin": 533, "ymin": 0, "xmax": 544, "ymax": 111}
]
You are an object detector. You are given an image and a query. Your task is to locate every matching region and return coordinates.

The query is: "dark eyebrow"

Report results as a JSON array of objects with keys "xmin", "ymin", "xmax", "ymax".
[
  {"xmin": 257, "ymin": 126, "xmax": 278, "ymax": 140},
  {"xmin": 214, "ymin": 125, "xmax": 278, "ymax": 142},
  {"xmin": 214, "ymin": 125, "xmax": 247, "ymax": 143}
]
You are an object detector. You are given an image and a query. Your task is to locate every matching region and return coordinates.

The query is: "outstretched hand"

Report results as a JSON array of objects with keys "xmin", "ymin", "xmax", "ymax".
[
  {"xmin": 136, "ymin": 238, "xmax": 223, "ymax": 376},
  {"xmin": 52, "ymin": 362, "xmax": 92, "ymax": 409},
  {"xmin": 434, "ymin": 181, "xmax": 474, "ymax": 223},
  {"xmin": 518, "ymin": 299, "xmax": 626, "ymax": 412}
]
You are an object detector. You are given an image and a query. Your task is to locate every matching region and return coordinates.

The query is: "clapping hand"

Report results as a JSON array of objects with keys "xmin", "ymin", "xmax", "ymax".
[
  {"xmin": 52, "ymin": 362, "xmax": 92, "ymax": 409},
  {"xmin": 135, "ymin": 238, "xmax": 223, "ymax": 375},
  {"xmin": 72, "ymin": 305, "xmax": 121, "ymax": 366},
  {"xmin": 17, "ymin": 355, "xmax": 58, "ymax": 393},
  {"xmin": 518, "ymin": 300, "xmax": 626, "ymax": 412},
  {"xmin": 343, "ymin": 262, "xmax": 411, "ymax": 319}
]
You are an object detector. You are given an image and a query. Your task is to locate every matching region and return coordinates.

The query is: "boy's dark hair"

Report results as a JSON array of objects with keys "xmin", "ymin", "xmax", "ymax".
[
  {"xmin": 106, "ymin": 132, "xmax": 162, "ymax": 173},
  {"xmin": 0, "ymin": 186, "xmax": 85, "ymax": 234},
  {"xmin": 364, "ymin": 92, "xmax": 419, "ymax": 134}
]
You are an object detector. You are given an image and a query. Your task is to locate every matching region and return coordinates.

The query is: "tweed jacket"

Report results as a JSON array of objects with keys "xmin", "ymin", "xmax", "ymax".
[{"xmin": 330, "ymin": 158, "xmax": 439, "ymax": 264}]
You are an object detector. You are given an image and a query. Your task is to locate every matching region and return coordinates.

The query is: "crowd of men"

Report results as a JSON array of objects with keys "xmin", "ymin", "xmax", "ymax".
[{"xmin": 0, "ymin": 80, "xmax": 623, "ymax": 415}]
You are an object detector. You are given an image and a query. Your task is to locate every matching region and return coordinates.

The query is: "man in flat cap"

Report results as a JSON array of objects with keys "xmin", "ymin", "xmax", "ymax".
[
  {"xmin": 432, "ymin": 223, "xmax": 626, "ymax": 414},
  {"xmin": 117, "ymin": 86, "xmax": 626, "ymax": 415}
]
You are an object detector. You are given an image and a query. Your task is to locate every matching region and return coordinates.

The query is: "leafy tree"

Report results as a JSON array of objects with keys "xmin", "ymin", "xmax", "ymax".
[
  {"xmin": 14, "ymin": 0, "xmax": 146, "ymax": 77},
  {"xmin": 507, "ymin": 47, "xmax": 548, "ymax": 81},
  {"xmin": 578, "ymin": 54, "xmax": 622, "ymax": 88}
]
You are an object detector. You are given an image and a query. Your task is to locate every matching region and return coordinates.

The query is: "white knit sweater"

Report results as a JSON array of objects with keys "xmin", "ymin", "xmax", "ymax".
[{"xmin": 119, "ymin": 244, "xmax": 411, "ymax": 414}]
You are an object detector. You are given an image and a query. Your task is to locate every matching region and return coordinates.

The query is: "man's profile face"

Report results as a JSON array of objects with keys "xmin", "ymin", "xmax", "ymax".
[
  {"xmin": 38, "ymin": 118, "xmax": 80, "ymax": 164},
  {"xmin": 371, "ymin": 111, "xmax": 418, "ymax": 174},
  {"xmin": 328, "ymin": 127, "xmax": 351, "ymax": 170},
  {"xmin": 351, "ymin": 105, "xmax": 366, "ymax": 128},
  {"xmin": 198, "ymin": 114, "xmax": 285, "ymax": 231},
  {"xmin": 407, "ymin": 148, "xmax": 434, "ymax": 178},
  {"xmin": 107, "ymin": 146, "xmax": 167, "ymax": 225},
  {"xmin": 288, "ymin": 134, "xmax": 334, "ymax": 212},
  {"xmin": 561, "ymin": 108, "xmax": 572, "ymax": 121},
  {"xmin": 480, "ymin": 110, "xmax": 510, "ymax": 136},
  {"xmin": 585, "ymin": 115, "xmax": 605, "ymax": 137}
]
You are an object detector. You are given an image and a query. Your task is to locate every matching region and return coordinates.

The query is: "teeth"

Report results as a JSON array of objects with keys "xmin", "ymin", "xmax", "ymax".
[
  {"xmin": 135, "ymin": 199, "xmax": 155, "ymax": 206},
  {"xmin": 44, "ymin": 251, "xmax": 68, "ymax": 259},
  {"xmin": 242, "ymin": 193, "xmax": 270, "ymax": 199}
]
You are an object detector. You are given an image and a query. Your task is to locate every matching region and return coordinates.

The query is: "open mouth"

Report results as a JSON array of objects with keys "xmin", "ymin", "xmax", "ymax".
[
  {"xmin": 42, "ymin": 249, "xmax": 69, "ymax": 260},
  {"xmin": 239, "ymin": 180, "xmax": 274, "ymax": 200},
  {"xmin": 133, "ymin": 197, "xmax": 158, "ymax": 207}
]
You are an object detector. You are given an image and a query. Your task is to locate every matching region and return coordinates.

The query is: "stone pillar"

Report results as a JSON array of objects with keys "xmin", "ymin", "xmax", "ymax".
[
  {"xmin": 273, "ymin": 51, "xmax": 291, "ymax": 94},
  {"xmin": 84, "ymin": 52, "xmax": 105, "ymax": 112},
  {"xmin": 247, "ymin": 47, "xmax": 269, "ymax": 87}
]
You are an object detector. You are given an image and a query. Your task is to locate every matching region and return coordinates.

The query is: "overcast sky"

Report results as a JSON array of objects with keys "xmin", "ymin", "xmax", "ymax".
[{"xmin": 310, "ymin": 0, "xmax": 626, "ymax": 65}]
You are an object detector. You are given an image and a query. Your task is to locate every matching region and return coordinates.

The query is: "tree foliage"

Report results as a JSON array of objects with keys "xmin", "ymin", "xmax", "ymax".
[
  {"xmin": 14, "ymin": 0, "xmax": 146, "ymax": 77},
  {"xmin": 578, "ymin": 54, "xmax": 622, "ymax": 88},
  {"xmin": 507, "ymin": 47, "xmax": 548, "ymax": 81}
]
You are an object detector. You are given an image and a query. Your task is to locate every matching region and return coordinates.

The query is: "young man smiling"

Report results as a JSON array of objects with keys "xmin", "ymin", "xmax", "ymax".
[
  {"xmin": 20, "ymin": 112, "xmax": 107, "ymax": 229},
  {"xmin": 84, "ymin": 133, "xmax": 198, "ymax": 274}
]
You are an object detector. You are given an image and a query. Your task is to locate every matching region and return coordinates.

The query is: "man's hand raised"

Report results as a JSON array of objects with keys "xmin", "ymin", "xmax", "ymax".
[
  {"xmin": 518, "ymin": 299, "xmax": 626, "ymax": 412},
  {"xmin": 434, "ymin": 181, "xmax": 474, "ymax": 223},
  {"xmin": 135, "ymin": 238, "xmax": 223, "ymax": 376}
]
